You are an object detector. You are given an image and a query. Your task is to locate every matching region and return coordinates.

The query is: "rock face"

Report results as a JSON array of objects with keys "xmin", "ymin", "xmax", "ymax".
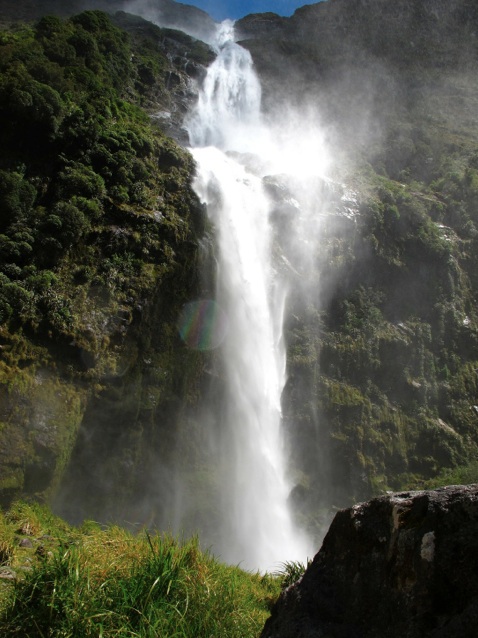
[
  {"xmin": 261, "ymin": 485, "xmax": 478, "ymax": 638},
  {"xmin": 0, "ymin": 8, "xmax": 211, "ymax": 514}
]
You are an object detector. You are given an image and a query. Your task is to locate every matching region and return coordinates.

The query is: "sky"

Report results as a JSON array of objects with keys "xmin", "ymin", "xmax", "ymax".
[{"xmin": 183, "ymin": 0, "xmax": 321, "ymax": 21}]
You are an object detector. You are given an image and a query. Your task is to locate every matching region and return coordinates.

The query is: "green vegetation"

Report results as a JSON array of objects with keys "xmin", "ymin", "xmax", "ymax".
[
  {"xmin": 274, "ymin": 559, "xmax": 310, "ymax": 590},
  {"xmin": 0, "ymin": 502, "xmax": 280, "ymax": 637},
  {"xmin": 423, "ymin": 459, "xmax": 478, "ymax": 489},
  {"xmin": 0, "ymin": 12, "xmax": 202, "ymax": 345},
  {"xmin": 0, "ymin": 0, "xmax": 478, "ymax": 574},
  {"xmin": 0, "ymin": 11, "xmax": 211, "ymax": 508},
  {"xmin": 285, "ymin": 159, "xmax": 478, "ymax": 533},
  {"xmin": 251, "ymin": 1, "xmax": 478, "ymax": 536}
]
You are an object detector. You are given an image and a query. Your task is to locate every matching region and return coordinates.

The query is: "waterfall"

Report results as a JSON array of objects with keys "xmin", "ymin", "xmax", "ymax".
[{"xmin": 183, "ymin": 21, "xmax": 312, "ymax": 571}]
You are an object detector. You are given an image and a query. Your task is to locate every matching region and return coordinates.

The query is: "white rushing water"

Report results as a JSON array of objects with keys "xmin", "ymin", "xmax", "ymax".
[{"xmin": 184, "ymin": 21, "xmax": 315, "ymax": 571}]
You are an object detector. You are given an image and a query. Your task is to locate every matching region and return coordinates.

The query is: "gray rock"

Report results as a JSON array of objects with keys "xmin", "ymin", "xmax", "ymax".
[
  {"xmin": 18, "ymin": 538, "xmax": 33, "ymax": 548},
  {"xmin": 261, "ymin": 485, "xmax": 478, "ymax": 638},
  {"xmin": 0, "ymin": 568, "xmax": 16, "ymax": 580}
]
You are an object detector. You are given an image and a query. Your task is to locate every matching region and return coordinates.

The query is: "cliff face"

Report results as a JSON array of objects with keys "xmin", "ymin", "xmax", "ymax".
[
  {"xmin": 0, "ymin": 10, "xmax": 213, "ymax": 518},
  {"xmin": 262, "ymin": 485, "xmax": 478, "ymax": 638},
  {"xmin": 238, "ymin": 0, "xmax": 478, "ymax": 63},
  {"xmin": 235, "ymin": 0, "xmax": 478, "ymax": 534},
  {"xmin": 238, "ymin": 0, "xmax": 478, "ymax": 146}
]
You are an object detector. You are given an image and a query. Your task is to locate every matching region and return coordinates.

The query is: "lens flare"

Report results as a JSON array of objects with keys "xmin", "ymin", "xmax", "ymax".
[{"xmin": 178, "ymin": 299, "xmax": 228, "ymax": 350}]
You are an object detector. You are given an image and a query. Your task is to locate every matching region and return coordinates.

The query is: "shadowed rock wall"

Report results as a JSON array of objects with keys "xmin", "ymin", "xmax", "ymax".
[{"xmin": 262, "ymin": 485, "xmax": 478, "ymax": 638}]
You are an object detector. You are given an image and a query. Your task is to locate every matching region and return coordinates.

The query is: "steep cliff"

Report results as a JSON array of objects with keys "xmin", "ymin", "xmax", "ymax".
[
  {"xmin": 234, "ymin": 0, "xmax": 478, "ymax": 535},
  {"xmin": 0, "ymin": 10, "xmax": 213, "ymax": 519}
]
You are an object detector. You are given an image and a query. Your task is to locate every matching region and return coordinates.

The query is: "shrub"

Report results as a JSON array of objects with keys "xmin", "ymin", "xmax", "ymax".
[{"xmin": 0, "ymin": 172, "xmax": 36, "ymax": 232}]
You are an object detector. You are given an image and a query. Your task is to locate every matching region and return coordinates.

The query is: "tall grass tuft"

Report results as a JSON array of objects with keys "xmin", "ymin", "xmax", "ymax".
[
  {"xmin": 0, "ymin": 503, "xmax": 281, "ymax": 637},
  {"xmin": 0, "ymin": 516, "xmax": 15, "ymax": 567},
  {"xmin": 274, "ymin": 559, "xmax": 311, "ymax": 590}
]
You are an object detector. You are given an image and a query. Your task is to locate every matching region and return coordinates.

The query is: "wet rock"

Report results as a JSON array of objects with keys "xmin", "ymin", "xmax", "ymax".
[
  {"xmin": 261, "ymin": 485, "xmax": 478, "ymax": 638},
  {"xmin": 18, "ymin": 538, "xmax": 33, "ymax": 548},
  {"xmin": 0, "ymin": 568, "xmax": 16, "ymax": 580}
]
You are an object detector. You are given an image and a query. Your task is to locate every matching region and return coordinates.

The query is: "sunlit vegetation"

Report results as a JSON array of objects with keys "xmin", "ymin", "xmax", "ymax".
[
  {"xmin": 0, "ymin": 12, "xmax": 204, "ymax": 344},
  {"xmin": 0, "ymin": 502, "xmax": 280, "ymax": 637},
  {"xmin": 274, "ymin": 559, "xmax": 310, "ymax": 590},
  {"xmin": 0, "ymin": 11, "xmax": 212, "ymax": 509}
]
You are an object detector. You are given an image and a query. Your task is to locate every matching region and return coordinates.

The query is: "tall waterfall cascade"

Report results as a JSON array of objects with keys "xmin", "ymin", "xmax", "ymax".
[{"xmin": 182, "ymin": 20, "xmax": 326, "ymax": 571}]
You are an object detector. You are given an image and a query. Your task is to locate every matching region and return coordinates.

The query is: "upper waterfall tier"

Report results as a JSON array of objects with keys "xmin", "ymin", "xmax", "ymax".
[{"xmin": 186, "ymin": 21, "xmax": 262, "ymax": 149}]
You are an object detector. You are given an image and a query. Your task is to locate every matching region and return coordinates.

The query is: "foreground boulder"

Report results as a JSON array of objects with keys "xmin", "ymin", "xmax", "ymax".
[{"xmin": 262, "ymin": 485, "xmax": 478, "ymax": 638}]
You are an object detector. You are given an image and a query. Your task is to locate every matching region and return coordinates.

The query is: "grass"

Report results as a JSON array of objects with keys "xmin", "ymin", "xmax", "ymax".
[
  {"xmin": 273, "ymin": 559, "xmax": 310, "ymax": 590},
  {"xmin": 424, "ymin": 460, "xmax": 478, "ymax": 490},
  {"xmin": 0, "ymin": 502, "xmax": 281, "ymax": 637}
]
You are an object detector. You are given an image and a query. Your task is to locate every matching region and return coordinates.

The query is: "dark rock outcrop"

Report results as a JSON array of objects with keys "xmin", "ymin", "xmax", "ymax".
[
  {"xmin": 262, "ymin": 485, "xmax": 478, "ymax": 638},
  {"xmin": 235, "ymin": 12, "xmax": 287, "ymax": 41}
]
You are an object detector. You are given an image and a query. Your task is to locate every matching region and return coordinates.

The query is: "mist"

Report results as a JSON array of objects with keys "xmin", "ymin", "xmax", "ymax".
[
  {"xmin": 3, "ymin": 0, "xmax": 474, "ymax": 577},
  {"xmin": 54, "ymin": 0, "xmax": 395, "ymax": 567},
  {"xmin": 172, "ymin": 19, "xmax": 332, "ymax": 569},
  {"xmin": 122, "ymin": 0, "xmax": 217, "ymax": 42}
]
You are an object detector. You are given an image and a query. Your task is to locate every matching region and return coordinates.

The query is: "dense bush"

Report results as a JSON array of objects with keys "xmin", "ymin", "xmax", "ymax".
[{"xmin": 0, "ymin": 11, "xmax": 201, "ymax": 347}]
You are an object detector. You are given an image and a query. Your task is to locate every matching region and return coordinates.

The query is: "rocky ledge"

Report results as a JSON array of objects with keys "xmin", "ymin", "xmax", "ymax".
[{"xmin": 262, "ymin": 485, "xmax": 478, "ymax": 638}]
